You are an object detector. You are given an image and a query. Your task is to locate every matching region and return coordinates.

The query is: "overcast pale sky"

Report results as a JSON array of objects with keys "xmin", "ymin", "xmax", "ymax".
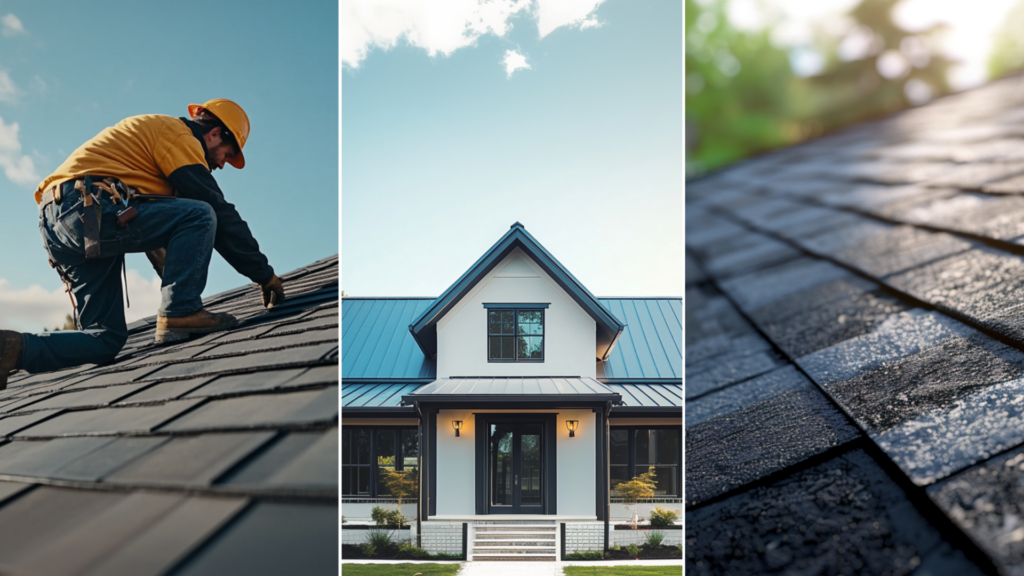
[
  {"xmin": 341, "ymin": 0, "xmax": 684, "ymax": 298},
  {"xmin": 0, "ymin": 0, "xmax": 337, "ymax": 332}
]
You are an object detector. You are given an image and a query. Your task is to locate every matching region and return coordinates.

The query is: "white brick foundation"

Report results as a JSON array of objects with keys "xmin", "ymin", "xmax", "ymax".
[
  {"xmin": 420, "ymin": 522, "xmax": 464, "ymax": 555},
  {"xmin": 564, "ymin": 522, "xmax": 604, "ymax": 553}
]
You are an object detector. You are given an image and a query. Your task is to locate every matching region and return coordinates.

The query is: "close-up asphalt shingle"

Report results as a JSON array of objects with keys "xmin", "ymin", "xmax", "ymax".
[
  {"xmin": 687, "ymin": 73, "xmax": 1024, "ymax": 575},
  {"xmin": 0, "ymin": 254, "xmax": 338, "ymax": 576}
]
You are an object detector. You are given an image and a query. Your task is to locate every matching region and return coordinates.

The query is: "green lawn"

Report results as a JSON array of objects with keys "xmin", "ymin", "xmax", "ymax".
[
  {"xmin": 340, "ymin": 563, "xmax": 461, "ymax": 576},
  {"xmin": 562, "ymin": 567, "xmax": 682, "ymax": 576}
]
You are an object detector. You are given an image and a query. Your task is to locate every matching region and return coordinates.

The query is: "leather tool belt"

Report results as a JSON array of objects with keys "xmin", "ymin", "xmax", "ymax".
[{"xmin": 40, "ymin": 176, "xmax": 175, "ymax": 260}]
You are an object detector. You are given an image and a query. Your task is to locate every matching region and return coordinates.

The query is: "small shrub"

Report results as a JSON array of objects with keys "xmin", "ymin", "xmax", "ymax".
[
  {"xmin": 644, "ymin": 530, "xmax": 666, "ymax": 548},
  {"xmin": 370, "ymin": 506, "xmax": 405, "ymax": 528},
  {"xmin": 648, "ymin": 506, "xmax": 680, "ymax": 528},
  {"xmin": 565, "ymin": 550, "xmax": 604, "ymax": 560},
  {"xmin": 364, "ymin": 528, "xmax": 396, "ymax": 556},
  {"xmin": 626, "ymin": 543, "xmax": 639, "ymax": 558},
  {"xmin": 432, "ymin": 551, "xmax": 464, "ymax": 560},
  {"xmin": 398, "ymin": 543, "xmax": 431, "ymax": 560},
  {"xmin": 360, "ymin": 543, "xmax": 376, "ymax": 557},
  {"xmin": 612, "ymin": 545, "xmax": 621, "ymax": 551}
]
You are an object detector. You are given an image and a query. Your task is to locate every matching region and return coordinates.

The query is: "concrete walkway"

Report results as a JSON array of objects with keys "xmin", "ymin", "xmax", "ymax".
[{"xmin": 341, "ymin": 559, "xmax": 684, "ymax": 575}]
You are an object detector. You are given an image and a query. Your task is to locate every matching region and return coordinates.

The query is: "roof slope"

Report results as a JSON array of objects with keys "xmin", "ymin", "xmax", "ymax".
[
  {"xmin": 686, "ymin": 74, "xmax": 1024, "ymax": 575},
  {"xmin": 341, "ymin": 297, "xmax": 681, "ymax": 382},
  {"xmin": 0, "ymin": 254, "xmax": 338, "ymax": 576}
]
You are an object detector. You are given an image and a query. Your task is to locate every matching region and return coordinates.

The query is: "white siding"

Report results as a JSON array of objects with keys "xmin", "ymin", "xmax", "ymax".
[
  {"xmin": 556, "ymin": 409, "xmax": 598, "ymax": 516},
  {"xmin": 433, "ymin": 409, "xmax": 597, "ymax": 517},
  {"xmin": 435, "ymin": 409, "xmax": 477, "ymax": 516},
  {"xmin": 436, "ymin": 248, "xmax": 597, "ymax": 379}
]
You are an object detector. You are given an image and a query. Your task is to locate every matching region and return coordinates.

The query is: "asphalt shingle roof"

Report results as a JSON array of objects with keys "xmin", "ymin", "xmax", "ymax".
[
  {"xmin": 0, "ymin": 254, "xmax": 338, "ymax": 576},
  {"xmin": 686, "ymin": 74, "xmax": 1024, "ymax": 575}
]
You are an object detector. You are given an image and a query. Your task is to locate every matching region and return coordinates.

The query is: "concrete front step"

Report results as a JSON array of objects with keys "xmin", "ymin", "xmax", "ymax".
[{"xmin": 469, "ymin": 521, "xmax": 561, "ymax": 561}]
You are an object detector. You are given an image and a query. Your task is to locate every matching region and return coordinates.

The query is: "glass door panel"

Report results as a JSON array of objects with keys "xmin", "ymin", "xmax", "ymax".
[
  {"xmin": 520, "ymin": 425, "xmax": 542, "ymax": 507},
  {"xmin": 488, "ymin": 421, "xmax": 545, "ymax": 513},
  {"xmin": 490, "ymin": 424, "xmax": 514, "ymax": 507}
]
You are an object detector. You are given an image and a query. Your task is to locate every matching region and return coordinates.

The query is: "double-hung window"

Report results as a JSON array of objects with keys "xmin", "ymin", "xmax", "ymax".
[
  {"xmin": 341, "ymin": 427, "xmax": 418, "ymax": 497},
  {"xmin": 609, "ymin": 426, "xmax": 681, "ymax": 498},
  {"xmin": 487, "ymin": 305, "xmax": 545, "ymax": 362}
]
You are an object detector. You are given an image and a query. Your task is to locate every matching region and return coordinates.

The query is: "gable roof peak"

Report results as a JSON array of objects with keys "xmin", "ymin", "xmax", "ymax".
[{"xmin": 409, "ymin": 224, "xmax": 625, "ymax": 361}]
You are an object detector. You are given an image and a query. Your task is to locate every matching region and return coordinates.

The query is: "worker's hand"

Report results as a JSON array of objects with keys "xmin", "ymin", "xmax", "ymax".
[
  {"xmin": 146, "ymin": 249, "xmax": 167, "ymax": 279},
  {"xmin": 260, "ymin": 275, "xmax": 285, "ymax": 308}
]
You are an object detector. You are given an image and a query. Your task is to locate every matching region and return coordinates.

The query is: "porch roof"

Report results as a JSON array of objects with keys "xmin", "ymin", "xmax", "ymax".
[
  {"xmin": 401, "ymin": 376, "xmax": 621, "ymax": 404},
  {"xmin": 605, "ymin": 382, "xmax": 682, "ymax": 408}
]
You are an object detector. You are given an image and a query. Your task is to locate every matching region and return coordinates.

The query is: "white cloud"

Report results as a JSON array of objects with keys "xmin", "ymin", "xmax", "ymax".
[
  {"xmin": 1, "ymin": 14, "xmax": 24, "ymax": 37},
  {"xmin": 122, "ymin": 269, "xmax": 164, "ymax": 324},
  {"xmin": 0, "ymin": 116, "xmax": 39, "ymax": 187},
  {"xmin": 0, "ymin": 269, "xmax": 162, "ymax": 333},
  {"xmin": 0, "ymin": 71, "xmax": 17, "ymax": 103},
  {"xmin": 502, "ymin": 49, "xmax": 531, "ymax": 78},
  {"xmin": 341, "ymin": 0, "xmax": 606, "ymax": 68},
  {"xmin": 342, "ymin": 0, "xmax": 532, "ymax": 68},
  {"xmin": 535, "ymin": 0, "xmax": 605, "ymax": 38}
]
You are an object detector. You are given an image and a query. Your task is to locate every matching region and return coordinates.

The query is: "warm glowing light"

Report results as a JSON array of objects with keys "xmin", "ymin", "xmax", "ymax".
[
  {"xmin": 452, "ymin": 420, "xmax": 464, "ymax": 437},
  {"xmin": 566, "ymin": 420, "xmax": 579, "ymax": 438}
]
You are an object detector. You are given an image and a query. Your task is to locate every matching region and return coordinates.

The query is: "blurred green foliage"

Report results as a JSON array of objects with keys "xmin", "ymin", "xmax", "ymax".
[
  {"xmin": 989, "ymin": 0, "xmax": 1024, "ymax": 79},
  {"xmin": 687, "ymin": 0, "xmax": 954, "ymax": 177}
]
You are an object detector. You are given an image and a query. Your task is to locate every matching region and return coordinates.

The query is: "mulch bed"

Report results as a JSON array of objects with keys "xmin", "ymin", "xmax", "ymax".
[
  {"xmin": 604, "ymin": 545, "xmax": 682, "ymax": 560},
  {"xmin": 341, "ymin": 544, "xmax": 462, "ymax": 561}
]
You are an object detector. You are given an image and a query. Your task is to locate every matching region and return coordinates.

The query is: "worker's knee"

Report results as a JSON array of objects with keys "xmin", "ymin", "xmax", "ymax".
[{"xmin": 188, "ymin": 200, "xmax": 217, "ymax": 230}]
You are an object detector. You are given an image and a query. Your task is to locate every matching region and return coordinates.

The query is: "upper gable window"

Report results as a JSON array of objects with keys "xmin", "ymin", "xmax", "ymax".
[{"xmin": 487, "ymin": 307, "xmax": 544, "ymax": 362}]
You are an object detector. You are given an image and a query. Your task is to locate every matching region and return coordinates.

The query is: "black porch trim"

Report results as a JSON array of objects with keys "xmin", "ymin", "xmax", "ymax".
[
  {"xmin": 429, "ymin": 407, "xmax": 438, "ymax": 517},
  {"xmin": 341, "ymin": 407, "xmax": 417, "ymax": 417},
  {"xmin": 608, "ymin": 407, "xmax": 682, "ymax": 418}
]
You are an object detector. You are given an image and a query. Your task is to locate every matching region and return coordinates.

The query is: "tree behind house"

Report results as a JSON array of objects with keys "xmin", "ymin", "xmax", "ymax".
[
  {"xmin": 379, "ymin": 466, "xmax": 418, "ymax": 527},
  {"xmin": 613, "ymin": 466, "xmax": 658, "ymax": 537}
]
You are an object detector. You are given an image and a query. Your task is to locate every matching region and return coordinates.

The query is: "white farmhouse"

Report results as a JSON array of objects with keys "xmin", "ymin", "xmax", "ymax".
[{"xmin": 342, "ymin": 223, "xmax": 681, "ymax": 560}]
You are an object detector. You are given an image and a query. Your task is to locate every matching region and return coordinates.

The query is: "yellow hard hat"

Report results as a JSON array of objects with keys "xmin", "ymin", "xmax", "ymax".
[{"xmin": 187, "ymin": 99, "xmax": 250, "ymax": 169}]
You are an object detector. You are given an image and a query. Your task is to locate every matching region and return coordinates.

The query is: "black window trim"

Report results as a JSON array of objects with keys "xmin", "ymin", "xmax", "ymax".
[
  {"xmin": 341, "ymin": 425, "xmax": 419, "ymax": 498},
  {"xmin": 486, "ymin": 306, "xmax": 545, "ymax": 363},
  {"xmin": 609, "ymin": 425, "xmax": 682, "ymax": 499}
]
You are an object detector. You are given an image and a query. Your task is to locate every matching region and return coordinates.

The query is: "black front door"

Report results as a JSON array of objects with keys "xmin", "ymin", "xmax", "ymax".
[{"xmin": 488, "ymin": 422, "xmax": 544, "ymax": 514}]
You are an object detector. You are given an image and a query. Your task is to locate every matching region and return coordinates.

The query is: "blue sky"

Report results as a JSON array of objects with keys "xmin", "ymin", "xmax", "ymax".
[
  {"xmin": 0, "ymin": 0, "xmax": 338, "ymax": 331},
  {"xmin": 341, "ymin": 0, "xmax": 682, "ymax": 298}
]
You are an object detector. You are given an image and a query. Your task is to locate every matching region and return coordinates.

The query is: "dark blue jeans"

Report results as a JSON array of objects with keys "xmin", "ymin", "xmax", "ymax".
[{"xmin": 22, "ymin": 180, "xmax": 217, "ymax": 373}]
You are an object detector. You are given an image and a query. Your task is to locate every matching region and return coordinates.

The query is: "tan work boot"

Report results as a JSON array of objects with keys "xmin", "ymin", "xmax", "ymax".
[
  {"xmin": 155, "ymin": 310, "xmax": 238, "ymax": 344},
  {"xmin": 0, "ymin": 330, "xmax": 23, "ymax": 390}
]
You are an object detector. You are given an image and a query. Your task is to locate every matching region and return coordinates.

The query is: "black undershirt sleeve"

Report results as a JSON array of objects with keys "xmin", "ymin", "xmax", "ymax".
[{"xmin": 167, "ymin": 164, "xmax": 275, "ymax": 285}]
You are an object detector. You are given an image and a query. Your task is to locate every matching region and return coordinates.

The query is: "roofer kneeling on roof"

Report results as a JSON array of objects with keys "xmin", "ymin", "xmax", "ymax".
[{"xmin": 0, "ymin": 99, "xmax": 286, "ymax": 389}]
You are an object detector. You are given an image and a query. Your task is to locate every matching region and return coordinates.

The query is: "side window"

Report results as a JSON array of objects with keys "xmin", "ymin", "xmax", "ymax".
[
  {"xmin": 341, "ymin": 427, "xmax": 418, "ymax": 498},
  {"xmin": 488, "ymin": 308, "xmax": 544, "ymax": 362}
]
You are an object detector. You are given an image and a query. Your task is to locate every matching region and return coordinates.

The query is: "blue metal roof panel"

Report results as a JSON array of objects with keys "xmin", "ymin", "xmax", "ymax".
[
  {"xmin": 605, "ymin": 383, "xmax": 682, "ymax": 408},
  {"xmin": 599, "ymin": 298, "xmax": 682, "ymax": 380},
  {"xmin": 341, "ymin": 299, "xmax": 436, "ymax": 380},
  {"xmin": 341, "ymin": 382, "xmax": 426, "ymax": 408}
]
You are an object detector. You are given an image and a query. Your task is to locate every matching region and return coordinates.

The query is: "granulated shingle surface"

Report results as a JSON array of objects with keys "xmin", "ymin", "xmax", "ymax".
[
  {"xmin": 687, "ymin": 73, "xmax": 1024, "ymax": 574},
  {"xmin": 0, "ymin": 254, "xmax": 339, "ymax": 575}
]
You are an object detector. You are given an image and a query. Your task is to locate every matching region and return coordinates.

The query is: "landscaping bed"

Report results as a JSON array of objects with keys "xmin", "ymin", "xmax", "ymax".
[
  {"xmin": 341, "ymin": 544, "xmax": 463, "ymax": 561},
  {"xmin": 564, "ymin": 545, "xmax": 683, "ymax": 561}
]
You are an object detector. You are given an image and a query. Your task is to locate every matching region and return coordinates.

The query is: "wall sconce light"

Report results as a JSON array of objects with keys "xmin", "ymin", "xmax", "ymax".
[
  {"xmin": 452, "ymin": 420, "xmax": 464, "ymax": 437},
  {"xmin": 566, "ymin": 420, "xmax": 579, "ymax": 438}
]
